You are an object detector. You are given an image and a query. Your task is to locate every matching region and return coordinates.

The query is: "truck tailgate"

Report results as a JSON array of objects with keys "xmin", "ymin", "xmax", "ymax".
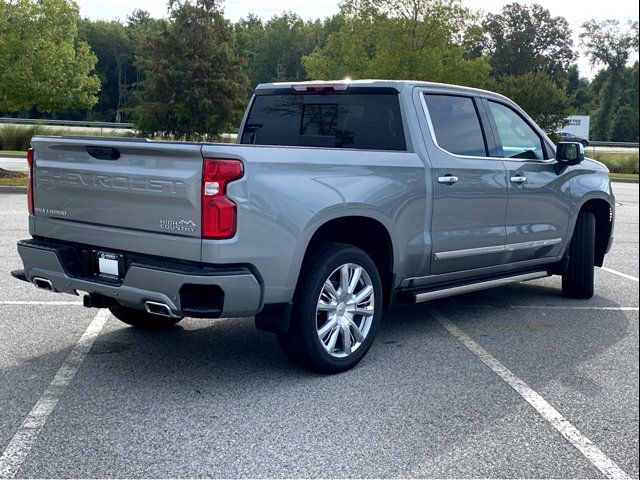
[{"xmin": 31, "ymin": 137, "xmax": 204, "ymax": 260}]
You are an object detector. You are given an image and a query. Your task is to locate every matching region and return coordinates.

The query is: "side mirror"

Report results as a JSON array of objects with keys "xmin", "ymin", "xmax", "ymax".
[{"xmin": 556, "ymin": 142, "xmax": 584, "ymax": 166}]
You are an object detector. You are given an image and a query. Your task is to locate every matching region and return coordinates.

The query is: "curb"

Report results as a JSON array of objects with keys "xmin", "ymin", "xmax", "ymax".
[
  {"xmin": 0, "ymin": 153, "xmax": 26, "ymax": 159},
  {"xmin": 0, "ymin": 186, "xmax": 27, "ymax": 194}
]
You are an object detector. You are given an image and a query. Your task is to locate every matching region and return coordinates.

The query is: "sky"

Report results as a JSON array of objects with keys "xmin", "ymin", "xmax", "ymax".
[{"xmin": 76, "ymin": 0, "xmax": 640, "ymax": 78}]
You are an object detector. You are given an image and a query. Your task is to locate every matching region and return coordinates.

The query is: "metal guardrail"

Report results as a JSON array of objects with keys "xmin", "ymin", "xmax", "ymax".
[
  {"xmin": 0, "ymin": 117, "xmax": 134, "ymax": 129},
  {"xmin": 1, "ymin": 118, "xmax": 637, "ymax": 147},
  {"xmin": 589, "ymin": 141, "xmax": 639, "ymax": 148}
]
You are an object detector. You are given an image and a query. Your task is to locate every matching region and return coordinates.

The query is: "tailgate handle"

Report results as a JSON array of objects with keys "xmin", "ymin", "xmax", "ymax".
[{"xmin": 87, "ymin": 146, "xmax": 120, "ymax": 161}]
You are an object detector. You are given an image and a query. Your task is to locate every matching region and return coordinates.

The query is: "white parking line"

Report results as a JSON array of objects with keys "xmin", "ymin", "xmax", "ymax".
[
  {"xmin": 0, "ymin": 301, "xmax": 83, "ymax": 306},
  {"xmin": 600, "ymin": 267, "xmax": 639, "ymax": 283},
  {"xmin": 0, "ymin": 310, "xmax": 110, "ymax": 479},
  {"xmin": 447, "ymin": 305, "xmax": 639, "ymax": 312},
  {"xmin": 432, "ymin": 308, "xmax": 631, "ymax": 480}
]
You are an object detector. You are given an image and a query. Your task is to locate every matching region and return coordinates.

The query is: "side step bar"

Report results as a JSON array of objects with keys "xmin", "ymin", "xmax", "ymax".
[{"xmin": 409, "ymin": 271, "xmax": 549, "ymax": 303}]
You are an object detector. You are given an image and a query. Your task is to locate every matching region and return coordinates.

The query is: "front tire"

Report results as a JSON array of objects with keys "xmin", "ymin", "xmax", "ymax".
[
  {"xmin": 278, "ymin": 242, "xmax": 383, "ymax": 373},
  {"xmin": 562, "ymin": 211, "xmax": 596, "ymax": 299},
  {"xmin": 109, "ymin": 305, "xmax": 183, "ymax": 329}
]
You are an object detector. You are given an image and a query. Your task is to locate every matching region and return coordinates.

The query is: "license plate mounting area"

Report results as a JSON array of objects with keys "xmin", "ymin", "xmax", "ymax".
[{"xmin": 95, "ymin": 251, "xmax": 124, "ymax": 279}]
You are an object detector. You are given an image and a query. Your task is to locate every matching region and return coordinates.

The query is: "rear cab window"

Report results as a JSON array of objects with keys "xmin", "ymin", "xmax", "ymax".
[{"xmin": 241, "ymin": 89, "xmax": 406, "ymax": 151}]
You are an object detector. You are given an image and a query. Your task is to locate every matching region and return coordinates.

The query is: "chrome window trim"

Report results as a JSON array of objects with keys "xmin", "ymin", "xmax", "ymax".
[
  {"xmin": 419, "ymin": 91, "xmax": 555, "ymax": 164},
  {"xmin": 434, "ymin": 238, "xmax": 562, "ymax": 261}
]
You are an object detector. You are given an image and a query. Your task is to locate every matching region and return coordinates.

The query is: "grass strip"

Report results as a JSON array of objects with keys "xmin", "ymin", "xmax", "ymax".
[
  {"xmin": 0, "ymin": 177, "xmax": 27, "ymax": 187},
  {"xmin": 609, "ymin": 173, "xmax": 639, "ymax": 181}
]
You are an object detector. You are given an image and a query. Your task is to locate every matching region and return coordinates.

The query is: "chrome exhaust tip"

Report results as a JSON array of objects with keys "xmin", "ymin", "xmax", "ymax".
[
  {"xmin": 32, "ymin": 277, "xmax": 54, "ymax": 291},
  {"xmin": 144, "ymin": 301, "xmax": 178, "ymax": 318}
]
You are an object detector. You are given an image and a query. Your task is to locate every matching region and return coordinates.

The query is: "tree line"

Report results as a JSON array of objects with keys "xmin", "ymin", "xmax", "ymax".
[{"xmin": 0, "ymin": 0, "xmax": 638, "ymax": 141}]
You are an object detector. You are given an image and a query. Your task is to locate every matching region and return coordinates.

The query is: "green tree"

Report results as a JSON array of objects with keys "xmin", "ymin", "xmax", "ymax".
[
  {"xmin": 79, "ymin": 19, "xmax": 132, "ymax": 121},
  {"xmin": 580, "ymin": 19, "xmax": 639, "ymax": 140},
  {"xmin": 127, "ymin": 9, "xmax": 167, "ymax": 52},
  {"xmin": 234, "ymin": 14, "xmax": 266, "ymax": 89},
  {"xmin": 487, "ymin": 72, "xmax": 572, "ymax": 132},
  {"xmin": 565, "ymin": 65, "xmax": 592, "ymax": 111},
  {"xmin": 235, "ymin": 13, "xmax": 338, "ymax": 89},
  {"xmin": 125, "ymin": 11, "xmax": 166, "ymax": 112},
  {"xmin": 79, "ymin": 12, "xmax": 166, "ymax": 121},
  {"xmin": 135, "ymin": 0, "xmax": 248, "ymax": 137},
  {"xmin": 0, "ymin": 0, "xmax": 100, "ymax": 113},
  {"xmin": 303, "ymin": 0, "xmax": 490, "ymax": 87},
  {"xmin": 610, "ymin": 62, "xmax": 639, "ymax": 142},
  {"xmin": 611, "ymin": 105, "xmax": 638, "ymax": 142},
  {"xmin": 482, "ymin": 3, "xmax": 575, "ymax": 80}
]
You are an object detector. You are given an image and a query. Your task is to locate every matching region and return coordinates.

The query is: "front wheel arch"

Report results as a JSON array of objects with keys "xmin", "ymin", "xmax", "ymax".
[{"xmin": 577, "ymin": 199, "xmax": 613, "ymax": 267}]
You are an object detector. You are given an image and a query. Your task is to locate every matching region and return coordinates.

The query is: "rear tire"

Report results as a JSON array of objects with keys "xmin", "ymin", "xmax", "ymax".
[
  {"xmin": 278, "ymin": 242, "xmax": 383, "ymax": 374},
  {"xmin": 108, "ymin": 305, "xmax": 183, "ymax": 329},
  {"xmin": 562, "ymin": 211, "xmax": 596, "ymax": 299}
]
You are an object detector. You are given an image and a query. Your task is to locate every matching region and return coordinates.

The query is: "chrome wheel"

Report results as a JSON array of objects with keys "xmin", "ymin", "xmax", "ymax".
[{"xmin": 316, "ymin": 263, "xmax": 375, "ymax": 358}]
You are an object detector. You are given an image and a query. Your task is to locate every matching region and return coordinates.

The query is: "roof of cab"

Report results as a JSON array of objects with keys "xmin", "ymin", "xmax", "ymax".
[{"xmin": 254, "ymin": 79, "xmax": 507, "ymax": 101}]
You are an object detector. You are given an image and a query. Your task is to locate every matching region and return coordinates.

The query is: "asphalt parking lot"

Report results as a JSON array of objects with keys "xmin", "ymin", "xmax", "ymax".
[{"xmin": 0, "ymin": 183, "xmax": 638, "ymax": 479}]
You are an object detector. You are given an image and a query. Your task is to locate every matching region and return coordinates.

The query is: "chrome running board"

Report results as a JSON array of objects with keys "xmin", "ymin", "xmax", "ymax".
[{"xmin": 411, "ymin": 271, "xmax": 549, "ymax": 303}]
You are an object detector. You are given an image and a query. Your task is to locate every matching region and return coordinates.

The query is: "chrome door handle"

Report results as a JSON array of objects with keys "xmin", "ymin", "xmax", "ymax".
[
  {"xmin": 438, "ymin": 175, "xmax": 459, "ymax": 185},
  {"xmin": 510, "ymin": 175, "xmax": 527, "ymax": 184}
]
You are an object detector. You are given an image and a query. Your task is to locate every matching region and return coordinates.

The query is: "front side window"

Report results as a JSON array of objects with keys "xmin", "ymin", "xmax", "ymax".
[
  {"xmin": 488, "ymin": 101, "xmax": 545, "ymax": 160},
  {"xmin": 423, "ymin": 94, "xmax": 488, "ymax": 157},
  {"xmin": 241, "ymin": 93, "xmax": 406, "ymax": 151}
]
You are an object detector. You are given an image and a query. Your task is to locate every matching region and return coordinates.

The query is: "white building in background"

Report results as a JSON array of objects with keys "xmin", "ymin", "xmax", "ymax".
[{"xmin": 560, "ymin": 115, "xmax": 590, "ymax": 139}]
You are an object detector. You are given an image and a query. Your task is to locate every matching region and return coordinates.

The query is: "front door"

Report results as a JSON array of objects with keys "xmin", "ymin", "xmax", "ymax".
[{"xmin": 483, "ymin": 99, "xmax": 570, "ymax": 264}]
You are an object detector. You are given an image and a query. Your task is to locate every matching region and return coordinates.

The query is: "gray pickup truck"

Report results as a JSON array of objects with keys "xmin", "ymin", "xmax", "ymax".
[{"xmin": 13, "ymin": 80, "xmax": 615, "ymax": 373}]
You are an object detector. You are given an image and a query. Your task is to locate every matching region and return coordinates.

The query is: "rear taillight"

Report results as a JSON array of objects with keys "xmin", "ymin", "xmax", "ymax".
[
  {"xmin": 201, "ymin": 158, "xmax": 244, "ymax": 239},
  {"xmin": 26, "ymin": 147, "xmax": 34, "ymax": 215}
]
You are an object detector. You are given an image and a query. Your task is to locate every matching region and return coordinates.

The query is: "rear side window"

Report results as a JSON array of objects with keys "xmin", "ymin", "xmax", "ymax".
[
  {"xmin": 241, "ymin": 93, "xmax": 406, "ymax": 151},
  {"xmin": 424, "ymin": 94, "xmax": 487, "ymax": 157}
]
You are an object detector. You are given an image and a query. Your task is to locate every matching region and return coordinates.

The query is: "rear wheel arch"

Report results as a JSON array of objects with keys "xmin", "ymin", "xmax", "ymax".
[
  {"xmin": 299, "ymin": 216, "xmax": 396, "ymax": 307},
  {"xmin": 256, "ymin": 215, "xmax": 396, "ymax": 335}
]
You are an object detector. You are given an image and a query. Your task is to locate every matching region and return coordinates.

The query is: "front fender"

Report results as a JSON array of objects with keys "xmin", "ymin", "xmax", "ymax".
[{"xmin": 559, "ymin": 160, "xmax": 614, "ymax": 258}]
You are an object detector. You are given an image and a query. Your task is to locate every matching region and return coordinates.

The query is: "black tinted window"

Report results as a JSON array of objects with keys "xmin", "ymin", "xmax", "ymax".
[
  {"xmin": 241, "ymin": 93, "xmax": 406, "ymax": 151},
  {"xmin": 424, "ymin": 94, "xmax": 487, "ymax": 157}
]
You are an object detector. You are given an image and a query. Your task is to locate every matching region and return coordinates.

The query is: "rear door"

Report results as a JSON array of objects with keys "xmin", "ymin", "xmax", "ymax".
[
  {"xmin": 482, "ymin": 99, "xmax": 570, "ymax": 263},
  {"xmin": 418, "ymin": 91, "xmax": 509, "ymax": 275}
]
